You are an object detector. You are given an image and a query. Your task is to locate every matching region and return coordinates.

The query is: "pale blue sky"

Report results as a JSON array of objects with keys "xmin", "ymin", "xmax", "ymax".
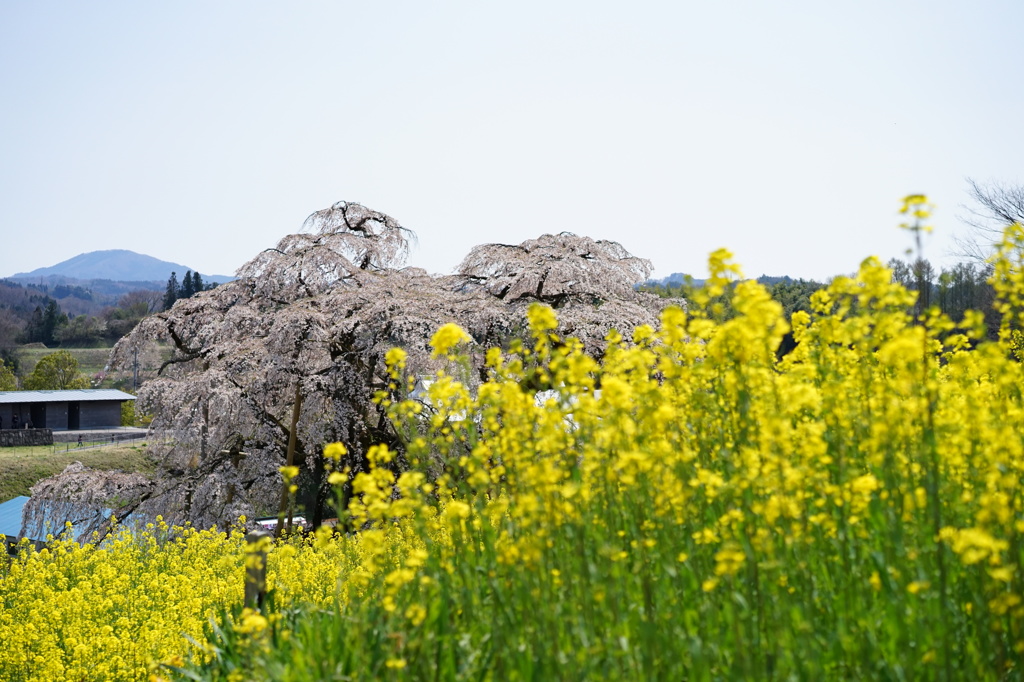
[{"xmin": 2, "ymin": 1, "xmax": 1022, "ymax": 283}]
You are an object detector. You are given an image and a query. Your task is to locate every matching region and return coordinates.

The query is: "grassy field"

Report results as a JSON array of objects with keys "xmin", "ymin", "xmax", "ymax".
[
  {"xmin": 0, "ymin": 441, "xmax": 156, "ymax": 503},
  {"xmin": 13, "ymin": 342, "xmax": 173, "ymax": 390},
  {"xmin": 16, "ymin": 344, "xmax": 115, "ymax": 379}
]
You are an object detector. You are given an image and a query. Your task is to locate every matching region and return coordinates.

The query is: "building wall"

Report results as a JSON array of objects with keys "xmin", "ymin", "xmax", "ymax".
[
  {"xmin": 0, "ymin": 405, "xmax": 28, "ymax": 429},
  {"xmin": 80, "ymin": 402, "xmax": 123, "ymax": 429},
  {"xmin": 45, "ymin": 402, "xmax": 68, "ymax": 430},
  {"xmin": 0, "ymin": 400, "xmax": 127, "ymax": 430}
]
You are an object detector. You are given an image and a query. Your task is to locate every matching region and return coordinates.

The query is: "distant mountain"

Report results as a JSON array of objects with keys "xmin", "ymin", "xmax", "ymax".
[
  {"xmin": 644, "ymin": 273, "xmax": 705, "ymax": 288},
  {"xmin": 9, "ymin": 250, "xmax": 233, "ymax": 284},
  {"xmin": 644, "ymin": 273, "xmax": 811, "ymax": 289}
]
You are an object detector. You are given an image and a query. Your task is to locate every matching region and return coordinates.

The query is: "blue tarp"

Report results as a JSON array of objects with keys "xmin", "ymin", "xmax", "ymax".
[{"xmin": 0, "ymin": 496, "xmax": 29, "ymax": 539}]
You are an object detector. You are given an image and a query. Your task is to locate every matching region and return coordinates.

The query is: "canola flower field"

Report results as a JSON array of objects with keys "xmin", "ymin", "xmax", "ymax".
[{"xmin": 4, "ymin": 203, "xmax": 1024, "ymax": 680}]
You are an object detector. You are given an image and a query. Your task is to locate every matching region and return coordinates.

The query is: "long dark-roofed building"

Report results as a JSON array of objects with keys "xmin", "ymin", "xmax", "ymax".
[{"xmin": 0, "ymin": 389, "xmax": 136, "ymax": 431}]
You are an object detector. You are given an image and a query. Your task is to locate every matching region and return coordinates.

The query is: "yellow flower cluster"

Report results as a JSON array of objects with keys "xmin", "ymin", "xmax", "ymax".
[
  {"xmin": 0, "ymin": 516, "xmax": 389, "ymax": 681},
  {"xmin": 350, "ymin": 220, "xmax": 1024, "ymax": 675},
  {"xmin": 6, "ymin": 213, "xmax": 1024, "ymax": 679},
  {"xmin": 0, "ymin": 520, "xmax": 244, "ymax": 681},
  {"xmin": 429, "ymin": 323, "xmax": 471, "ymax": 359}
]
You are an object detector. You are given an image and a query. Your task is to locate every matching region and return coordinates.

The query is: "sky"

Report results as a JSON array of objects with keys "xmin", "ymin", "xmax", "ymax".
[{"xmin": 2, "ymin": 1, "xmax": 1022, "ymax": 283}]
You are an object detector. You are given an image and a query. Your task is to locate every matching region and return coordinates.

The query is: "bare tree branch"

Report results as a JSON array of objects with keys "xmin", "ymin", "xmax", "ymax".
[{"xmin": 954, "ymin": 178, "xmax": 1024, "ymax": 261}]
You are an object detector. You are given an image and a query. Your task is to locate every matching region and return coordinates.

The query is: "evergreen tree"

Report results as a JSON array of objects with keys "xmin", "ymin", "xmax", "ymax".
[
  {"xmin": 40, "ymin": 299, "xmax": 67, "ymax": 346},
  {"xmin": 22, "ymin": 299, "xmax": 67, "ymax": 344},
  {"xmin": 911, "ymin": 258, "xmax": 935, "ymax": 316},
  {"xmin": 25, "ymin": 305, "xmax": 45, "ymax": 343},
  {"xmin": 767, "ymin": 279, "xmax": 824, "ymax": 318},
  {"xmin": 192, "ymin": 272, "xmax": 205, "ymax": 294},
  {"xmin": 181, "ymin": 271, "xmax": 196, "ymax": 299},
  {"xmin": 0, "ymin": 348, "xmax": 16, "ymax": 374},
  {"xmin": 888, "ymin": 257, "xmax": 936, "ymax": 318},
  {"xmin": 936, "ymin": 262, "xmax": 998, "ymax": 339},
  {"xmin": 163, "ymin": 272, "xmax": 179, "ymax": 311},
  {"xmin": 888, "ymin": 258, "xmax": 913, "ymax": 288}
]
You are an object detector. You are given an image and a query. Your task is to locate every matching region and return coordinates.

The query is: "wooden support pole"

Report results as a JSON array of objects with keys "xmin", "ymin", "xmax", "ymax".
[
  {"xmin": 244, "ymin": 529, "xmax": 271, "ymax": 610},
  {"xmin": 275, "ymin": 383, "xmax": 302, "ymax": 539}
]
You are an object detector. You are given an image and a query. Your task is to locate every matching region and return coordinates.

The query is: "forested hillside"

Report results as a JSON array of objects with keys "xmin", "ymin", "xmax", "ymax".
[{"xmin": 0, "ymin": 266, "xmax": 214, "ymax": 386}]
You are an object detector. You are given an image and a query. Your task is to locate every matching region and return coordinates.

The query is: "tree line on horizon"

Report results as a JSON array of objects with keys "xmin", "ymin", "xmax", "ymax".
[
  {"xmin": 162, "ymin": 269, "xmax": 216, "ymax": 310},
  {"xmin": 642, "ymin": 256, "xmax": 999, "ymax": 340},
  {"xmin": 640, "ymin": 178, "xmax": 1020, "ymax": 341}
]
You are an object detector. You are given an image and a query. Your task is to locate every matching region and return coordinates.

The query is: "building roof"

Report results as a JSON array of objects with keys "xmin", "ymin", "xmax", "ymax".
[
  {"xmin": 0, "ymin": 496, "xmax": 29, "ymax": 538},
  {"xmin": 0, "ymin": 389, "xmax": 137, "ymax": 404}
]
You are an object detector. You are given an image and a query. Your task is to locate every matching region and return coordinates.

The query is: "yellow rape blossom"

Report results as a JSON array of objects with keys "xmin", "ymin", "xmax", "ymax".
[{"xmin": 430, "ymin": 322, "xmax": 472, "ymax": 358}]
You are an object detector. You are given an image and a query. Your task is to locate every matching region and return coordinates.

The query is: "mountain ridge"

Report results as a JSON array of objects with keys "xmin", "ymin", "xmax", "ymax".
[{"xmin": 8, "ymin": 249, "xmax": 233, "ymax": 284}]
